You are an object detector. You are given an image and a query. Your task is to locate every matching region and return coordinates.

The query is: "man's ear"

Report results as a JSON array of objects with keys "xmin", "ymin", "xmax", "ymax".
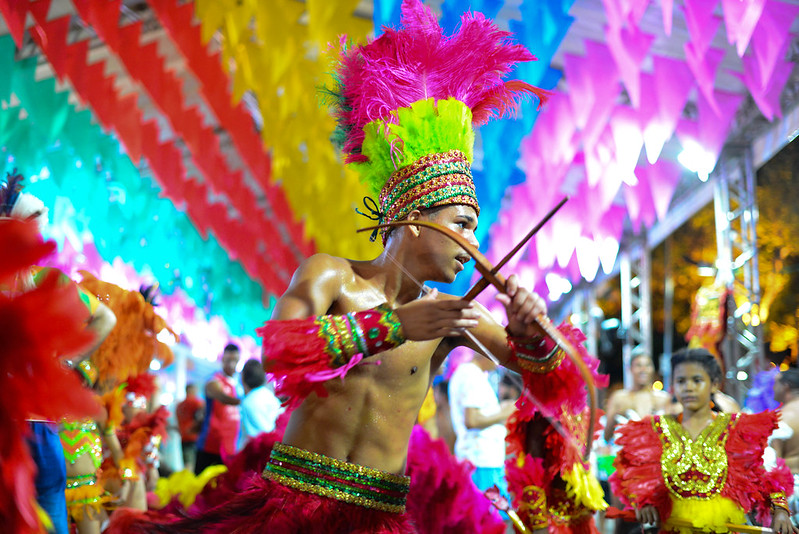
[{"xmin": 406, "ymin": 209, "xmax": 424, "ymax": 237}]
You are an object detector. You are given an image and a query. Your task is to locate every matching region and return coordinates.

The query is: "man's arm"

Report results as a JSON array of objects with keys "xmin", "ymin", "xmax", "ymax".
[
  {"xmin": 206, "ymin": 379, "xmax": 239, "ymax": 406},
  {"xmin": 604, "ymin": 390, "xmax": 623, "ymax": 442},
  {"xmin": 270, "ymin": 253, "xmax": 345, "ymax": 320},
  {"xmin": 444, "ymin": 274, "xmax": 549, "ymax": 372},
  {"xmin": 82, "ymin": 300, "xmax": 116, "ymax": 356},
  {"xmin": 464, "ymin": 400, "xmax": 515, "ymax": 429}
]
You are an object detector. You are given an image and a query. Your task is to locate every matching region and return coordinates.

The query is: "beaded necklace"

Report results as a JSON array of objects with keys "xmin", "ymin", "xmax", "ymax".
[{"xmin": 652, "ymin": 413, "xmax": 736, "ymax": 499}]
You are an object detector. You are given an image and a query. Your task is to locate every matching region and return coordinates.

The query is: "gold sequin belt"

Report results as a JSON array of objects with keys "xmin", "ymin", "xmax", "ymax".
[{"xmin": 263, "ymin": 442, "xmax": 411, "ymax": 514}]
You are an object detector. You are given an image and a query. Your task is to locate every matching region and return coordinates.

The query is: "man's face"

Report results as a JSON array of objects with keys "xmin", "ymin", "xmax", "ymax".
[
  {"xmin": 186, "ymin": 385, "xmax": 197, "ymax": 397},
  {"xmin": 222, "ymin": 349, "xmax": 240, "ymax": 376},
  {"xmin": 631, "ymin": 355, "xmax": 655, "ymax": 387},
  {"xmin": 417, "ymin": 204, "xmax": 480, "ymax": 283}
]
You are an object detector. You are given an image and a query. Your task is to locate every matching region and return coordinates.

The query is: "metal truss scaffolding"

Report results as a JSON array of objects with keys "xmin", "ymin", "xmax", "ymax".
[
  {"xmin": 713, "ymin": 148, "xmax": 765, "ymax": 400},
  {"xmin": 620, "ymin": 235, "xmax": 653, "ymax": 389},
  {"xmin": 570, "ymin": 286, "xmax": 600, "ymax": 360}
]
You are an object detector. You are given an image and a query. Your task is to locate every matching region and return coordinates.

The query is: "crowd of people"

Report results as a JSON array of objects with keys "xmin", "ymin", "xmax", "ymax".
[{"xmin": 3, "ymin": 0, "xmax": 798, "ymax": 533}]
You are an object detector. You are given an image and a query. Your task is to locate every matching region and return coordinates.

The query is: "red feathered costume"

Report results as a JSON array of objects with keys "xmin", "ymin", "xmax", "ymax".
[
  {"xmin": 609, "ymin": 412, "xmax": 793, "ymax": 533},
  {"xmin": 505, "ymin": 323, "xmax": 609, "ymax": 534},
  {"xmin": 110, "ymin": 0, "xmax": 553, "ymax": 530},
  {"xmin": 0, "ymin": 218, "xmax": 99, "ymax": 533}
]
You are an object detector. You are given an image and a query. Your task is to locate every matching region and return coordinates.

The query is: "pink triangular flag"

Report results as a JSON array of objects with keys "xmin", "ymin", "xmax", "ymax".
[
  {"xmin": 605, "ymin": 23, "xmax": 655, "ymax": 108},
  {"xmin": 576, "ymin": 235, "xmax": 600, "ymax": 283},
  {"xmin": 581, "ymin": 40, "xmax": 621, "ymax": 149},
  {"xmin": 721, "ymin": 0, "xmax": 766, "ymax": 57},
  {"xmin": 737, "ymin": 55, "xmax": 794, "ymax": 121},
  {"xmin": 697, "ymin": 89, "xmax": 744, "ymax": 159},
  {"xmin": 683, "ymin": 44, "xmax": 726, "ymax": 115},
  {"xmin": 610, "ymin": 106, "xmax": 644, "ymax": 182},
  {"xmin": 564, "ymin": 52, "xmax": 595, "ymax": 130},
  {"xmin": 641, "ymin": 160, "xmax": 682, "ymax": 221},
  {"xmin": 661, "ymin": 0, "xmax": 674, "ymax": 35},
  {"xmin": 749, "ymin": 1, "xmax": 799, "ymax": 92},
  {"xmin": 682, "ymin": 0, "xmax": 721, "ymax": 56}
]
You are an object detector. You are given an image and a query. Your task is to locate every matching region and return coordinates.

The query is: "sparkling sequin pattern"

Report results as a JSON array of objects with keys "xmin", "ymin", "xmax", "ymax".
[
  {"xmin": 60, "ymin": 419, "xmax": 103, "ymax": 470},
  {"xmin": 510, "ymin": 336, "xmax": 565, "ymax": 374},
  {"xmin": 518, "ymin": 484, "xmax": 548, "ymax": 529},
  {"xmin": 264, "ymin": 442, "xmax": 411, "ymax": 514},
  {"xmin": 315, "ymin": 304, "xmax": 405, "ymax": 366},
  {"xmin": 653, "ymin": 413, "xmax": 734, "ymax": 499}
]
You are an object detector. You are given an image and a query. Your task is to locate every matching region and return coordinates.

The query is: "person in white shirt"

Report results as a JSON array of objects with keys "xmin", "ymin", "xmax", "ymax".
[
  {"xmin": 239, "ymin": 359, "xmax": 284, "ymax": 447},
  {"xmin": 448, "ymin": 352, "xmax": 516, "ymax": 495}
]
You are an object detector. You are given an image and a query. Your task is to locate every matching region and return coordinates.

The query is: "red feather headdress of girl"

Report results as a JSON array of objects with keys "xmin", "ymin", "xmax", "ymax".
[{"xmin": 324, "ymin": 0, "xmax": 548, "ymax": 242}]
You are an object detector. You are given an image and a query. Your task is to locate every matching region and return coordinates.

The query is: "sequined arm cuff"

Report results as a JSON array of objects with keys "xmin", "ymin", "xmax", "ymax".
[
  {"xmin": 315, "ymin": 304, "xmax": 406, "ymax": 366},
  {"xmin": 518, "ymin": 484, "xmax": 549, "ymax": 530},
  {"xmin": 771, "ymin": 492, "xmax": 789, "ymax": 514},
  {"xmin": 119, "ymin": 458, "xmax": 139, "ymax": 481},
  {"xmin": 508, "ymin": 333, "xmax": 565, "ymax": 374},
  {"xmin": 259, "ymin": 304, "xmax": 406, "ymax": 406}
]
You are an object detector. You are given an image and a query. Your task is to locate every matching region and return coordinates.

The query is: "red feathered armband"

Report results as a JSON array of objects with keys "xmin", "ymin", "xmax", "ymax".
[
  {"xmin": 509, "ymin": 334, "xmax": 564, "ymax": 374},
  {"xmin": 512, "ymin": 323, "xmax": 608, "ymax": 420},
  {"xmin": 258, "ymin": 304, "xmax": 406, "ymax": 406}
]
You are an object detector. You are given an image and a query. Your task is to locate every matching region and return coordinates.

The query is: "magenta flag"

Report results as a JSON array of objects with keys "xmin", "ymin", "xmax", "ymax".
[
  {"xmin": 682, "ymin": 0, "xmax": 720, "ymax": 56},
  {"xmin": 738, "ymin": 54, "xmax": 794, "ymax": 121},
  {"xmin": 684, "ymin": 44, "xmax": 726, "ymax": 114},
  {"xmin": 605, "ymin": 23, "xmax": 655, "ymax": 108},
  {"xmin": 640, "ymin": 160, "xmax": 682, "ymax": 221},
  {"xmin": 750, "ymin": 1, "xmax": 799, "ymax": 92},
  {"xmin": 721, "ymin": 0, "xmax": 766, "ymax": 57},
  {"xmin": 661, "ymin": 0, "xmax": 674, "ymax": 35}
]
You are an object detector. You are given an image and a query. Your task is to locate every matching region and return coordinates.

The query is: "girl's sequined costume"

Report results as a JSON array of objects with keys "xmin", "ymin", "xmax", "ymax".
[{"xmin": 610, "ymin": 411, "xmax": 793, "ymax": 533}]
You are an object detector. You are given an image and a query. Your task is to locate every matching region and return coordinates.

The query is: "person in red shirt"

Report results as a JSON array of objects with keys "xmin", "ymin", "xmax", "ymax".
[
  {"xmin": 194, "ymin": 343, "xmax": 241, "ymax": 474},
  {"xmin": 176, "ymin": 383, "xmax": 204, "ymax": 472}
]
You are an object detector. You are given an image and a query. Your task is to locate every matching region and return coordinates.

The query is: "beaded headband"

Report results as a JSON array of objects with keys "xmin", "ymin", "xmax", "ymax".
[{"xmin": 377, "ymin": 150, "xmax": 478, "ymax": 242}]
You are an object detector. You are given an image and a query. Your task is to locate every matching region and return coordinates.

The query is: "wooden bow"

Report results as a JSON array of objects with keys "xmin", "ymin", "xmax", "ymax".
[{"xmin": 358, "ymin": 219, "xmax": 597, "ymax": 461}]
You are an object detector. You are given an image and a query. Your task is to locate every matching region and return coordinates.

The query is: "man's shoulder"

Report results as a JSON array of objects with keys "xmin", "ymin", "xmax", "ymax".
[
  {"xmin": 300, "ymin": 253, "xmax": 354, "ymax": 275},
  {"xmin": 291, "ymin": 253, "xmax": 356, "ymax": 288},
  {"xmin": 780, "ymin": 400, "xmax": 799, "ymax": 423}
]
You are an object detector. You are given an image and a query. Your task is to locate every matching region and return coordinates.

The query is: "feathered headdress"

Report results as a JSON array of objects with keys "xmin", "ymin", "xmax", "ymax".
[
  {"xmin": 0, "ymin": 170, "xmax": 24, "ymax": 217},
  {"xmin": 124, "ymin": 372, "xmax": 158, "ymax": 409},
  {"xmin": 0, "ymin": 170, "xmax": 48, "ymax": 227},
  {"xmin": 326, "ymin": 0, "xmax": 547, "ymax": 241},
  {"xmin": 78, "ymin": 272, "xmax": 176, "ymax": 383}
]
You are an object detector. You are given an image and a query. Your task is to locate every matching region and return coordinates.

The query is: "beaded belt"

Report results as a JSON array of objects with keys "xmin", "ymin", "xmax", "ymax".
[
  {"xmin": 66, "ymin": 473, "xmax": 97, "ymax": 491},
  {"xmin": 263, "ymin": 442, "xmax": 411, "ymax": 514}
]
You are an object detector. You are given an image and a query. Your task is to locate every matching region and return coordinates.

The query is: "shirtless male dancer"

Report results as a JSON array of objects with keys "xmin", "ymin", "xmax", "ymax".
[
  {"xmin": 110, "ymin": 2, "xmax": 601, "ymax": 532},
  {"xmin": 604, "ymin": 351, "xmax": 674, "ymax": 442}
]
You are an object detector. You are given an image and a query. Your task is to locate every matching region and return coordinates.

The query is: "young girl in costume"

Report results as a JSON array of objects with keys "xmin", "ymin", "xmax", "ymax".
[
  {"xmin": 111, "ymin": 372, "xmax": 169, "ymax": 511},
  {"xmin": 610, "ymin": 347, "xmax": 794, "ymax": 534}
]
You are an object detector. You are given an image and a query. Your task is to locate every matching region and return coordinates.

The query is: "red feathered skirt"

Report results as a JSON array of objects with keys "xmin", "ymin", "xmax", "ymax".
[{"xmin": 108, "ymin": 443, "xmax": 417, "ymax": 534}]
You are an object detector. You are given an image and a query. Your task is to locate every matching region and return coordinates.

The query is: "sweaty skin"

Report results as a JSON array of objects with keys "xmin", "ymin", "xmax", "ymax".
[
  {"xmin": 275, "ymin": 205, "xmax": 547, "ymax": 475},
  {"xmin": 772, "ymin": 379, "xmax": 799, "ymax": 472}
]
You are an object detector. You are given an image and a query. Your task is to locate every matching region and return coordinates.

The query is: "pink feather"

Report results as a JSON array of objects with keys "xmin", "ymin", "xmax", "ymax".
[{"xmin": 332, "ymin": 0, "xmax": 548, "ymax": 161}]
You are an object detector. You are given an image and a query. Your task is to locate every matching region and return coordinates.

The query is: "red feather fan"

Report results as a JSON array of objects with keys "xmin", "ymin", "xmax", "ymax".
[{"xmin": 0, "ymin": 219, "xmax": 99, "ymax": 533}]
